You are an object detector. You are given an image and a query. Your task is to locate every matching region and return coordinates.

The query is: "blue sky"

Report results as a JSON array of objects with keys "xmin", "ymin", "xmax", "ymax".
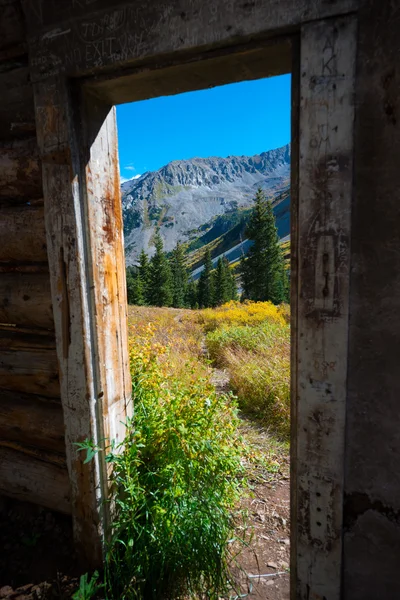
[{"xmin": 117, "ymin": 74, "xmax": 291, "ymax": 182}]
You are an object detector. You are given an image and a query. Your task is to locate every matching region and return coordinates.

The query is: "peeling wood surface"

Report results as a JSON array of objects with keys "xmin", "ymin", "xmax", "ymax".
[
  {"xmin": 0, "ymin": 201, "xmax": 47, "ymax": 262},
  {"xmin": 0, "ymin": 273, "xmax": 54, "ymax": 329},
  {"xmin": 0, "ymin": 446, "xmax": 71, "ymax": 514},
  {"xmin": 0, "ymin": 390, "xmax": 65, "ymax": 453},
  {"xmin": 84, "ymin": 103, "xmax": 131, "ymax": 451},
  {"xmin": 294, "ymin": 16, "xmax": 356, "ymax": 600},
  {"xmin": 0, "ymin": 138, "xmax": 42, "ymax": 200},
  {"xmin": 0, "ymin": 329, "xmax": 60, "ymax": 397},
  {"xmin": 23, "ymin": 0, "xmax": 358, "ymax": 80}
]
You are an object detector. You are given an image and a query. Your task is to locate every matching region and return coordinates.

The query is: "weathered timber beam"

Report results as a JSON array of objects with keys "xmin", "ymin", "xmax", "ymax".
[
  {"xmin": 292, "ymin": 16, "xmax": 356, "ymax": 600},
  {"xmin": 0, "ymin": 273, "xmax": 54, "ymax": 329},
  {"xmin": 0, "ymin": 329, "xmax": 59, "ymax": 397},
  {"xmin": 0, "ymin": 138, "xmax": 42, "ymax": 200},
  {"xmin": 33, "ymin": 77, "xmax": 131, "ymax": 567},
  {"xmin": 0, "ymin": 446, "xmax": 71, "ymax": 514},
  {"xmin": 0, "ymin": 201, "xmax": 47, "ymax": 263},
  {"xmin": 23, "ymin": 0, "xmax": 357, "ymax": 80},
  {"xmin": 0, "ymin": 390, "xmax": 64, "ymax": 453}
]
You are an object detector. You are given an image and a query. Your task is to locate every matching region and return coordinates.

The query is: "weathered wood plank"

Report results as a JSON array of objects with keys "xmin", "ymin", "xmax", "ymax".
[
  {"xmin": 0, "ymin": 66, "xmax": 36, "ymax": 139},
  {"xmin": 0, "ymin": 329, "xmax": 59, "ymax": 397},
  {"xmin": 294, "ymin": 16, "xmax": 356, "ymax": 600},
  {"xmin": 0, "ymin": 273, "xmax": 54, "ymax": 329},
  {"xmin": 33, "ymin": 76, "xmax": 131, "ymax": 567},
  {"xmin": 0, "ymin": 201, "xmax": 47, "ymax": 263},
  {"xmin": 0, "ymin": 138, "xmax": 42, "ymax": 200},
  {"xmin": 23, "ymin": 0, "xmax": 357, "ymax": 80},
  {"xmin": 0, "ymin": 390, "xmax": 65, "ymax": 453},
  {"xmin": 0, "ymin": 446, "xmax": 71, "ymax": 514}
]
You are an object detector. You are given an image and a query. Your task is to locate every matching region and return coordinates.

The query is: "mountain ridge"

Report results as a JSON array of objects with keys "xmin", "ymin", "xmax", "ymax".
[{"xmin": 121, "ymin": 144, "xmax": 290, "ymax": 266}]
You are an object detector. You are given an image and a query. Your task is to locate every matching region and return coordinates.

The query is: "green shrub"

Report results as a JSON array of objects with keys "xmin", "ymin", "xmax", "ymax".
[{"xmin": 104, "ymin": 334, "xmax": 244, "ymax": 599}]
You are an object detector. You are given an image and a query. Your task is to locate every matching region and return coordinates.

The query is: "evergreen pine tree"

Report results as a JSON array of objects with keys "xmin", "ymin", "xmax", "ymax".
[
  {"xmin": 213, "ymin": 257, "xmax": 233, "ymax": 306},
  {"xmin": 138, "ymin": 249, "xmax": 150, "ymax": 304},
  {"xmin": 240, "ymin": 188, "xmax": 285, "ymax": 304},
  {"xmin": 126, "ymin": 267, "xmax": 145, "ymax": 305},
  {"xmin": 185, "ymin": 279, "xmax": 199, "ymax": 309},
  {"xmin": 228, "ymin": 262, "xmax": 238, "ymax": 301},
  {"xmin": 170, "ymin": 242, "xmax": 188, "ymax": 308},
  {"xmin": 197, "ymin": 248, "xmax": 215, "ymax": 308},
  {"xmin": 148, "ymin": 231, "xmax": 173, "ymax": 307}
]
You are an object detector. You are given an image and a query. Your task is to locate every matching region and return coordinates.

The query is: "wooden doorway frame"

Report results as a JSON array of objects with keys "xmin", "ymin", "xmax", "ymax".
[{"xmin": 31, "ymin": 14, "xmax": 356, "ymax": 598}]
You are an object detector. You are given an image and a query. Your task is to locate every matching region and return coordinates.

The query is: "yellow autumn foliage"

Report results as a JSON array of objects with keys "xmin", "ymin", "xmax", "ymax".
[{"xmin": 197, "ymin": 300, "xmax": 287, "ymax": 331}]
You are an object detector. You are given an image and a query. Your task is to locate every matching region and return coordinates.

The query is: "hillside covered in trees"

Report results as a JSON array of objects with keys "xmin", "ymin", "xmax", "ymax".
[{"xmin": 126, "ymin": 188, "xmax": 289, "ymax": 308}]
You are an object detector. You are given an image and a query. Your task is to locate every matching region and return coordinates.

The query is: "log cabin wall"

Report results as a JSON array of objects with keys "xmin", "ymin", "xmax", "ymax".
[{"xmin": 0, "ymin": 0, "xmax": 70, "ymax": 514}]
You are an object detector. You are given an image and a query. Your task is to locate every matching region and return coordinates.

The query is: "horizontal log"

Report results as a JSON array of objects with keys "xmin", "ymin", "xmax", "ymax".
[
  {"xmin": 0, "ymin": 262, "xmax": 49, "ymax": 274},
  {"xmin": 0, "ymin": 390, "xmax": 65, "ymax": 453},
  {"xmin": 0, "ymin": 440, "xmax": 65, "ymax": 467},
  {"xmin": 0, "ymin": 1, "xmax": 25, "ymax": 61},
  {"xmin": 0, "ymin": 329, "xmax": 59, "ymax": 397},
  {"xmin": 0, "ymin": 273, "xmax": 54, "ymax": 329},
  {"xmin": 0, "ymin": 66, "xmax": 35, "ymax": 140},
  {"xmin": 0, "ymin": 446, "xmax": 71, "ymax": 514},
  {"xmin": 0, "ymin": 201, "xmax": 46, "ymax": 262},
  {"xmin": 0, "ymin": 326, "xmax": 56, "ymax": 347},
  {"xmin": 0, "ymin": 138, "xmax": 42, "ymax": 200}
]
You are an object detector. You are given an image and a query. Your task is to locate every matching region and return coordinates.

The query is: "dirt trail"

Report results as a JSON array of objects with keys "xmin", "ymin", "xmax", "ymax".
[{"xmin": 210, "ymin": 365, "xmax": 290, "ymax": 600}]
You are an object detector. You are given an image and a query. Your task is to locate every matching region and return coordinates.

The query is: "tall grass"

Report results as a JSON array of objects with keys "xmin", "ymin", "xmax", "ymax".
[
  {"xmin": 104, "ymin": 314, "xmax": 244, "ymax": 600},
  {"xmin": 201, "ymin": 302, "xmax": 290, "ymax": 439}
]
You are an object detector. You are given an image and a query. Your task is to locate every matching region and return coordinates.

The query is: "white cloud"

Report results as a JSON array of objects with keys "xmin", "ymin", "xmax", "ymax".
[
  {"xmin": 125, "ymin": 165, "xmax": 136, "ymax": 171},
  {"xmin": 120, "ymin": 174, "xmax": 141, "ymax": 183}
]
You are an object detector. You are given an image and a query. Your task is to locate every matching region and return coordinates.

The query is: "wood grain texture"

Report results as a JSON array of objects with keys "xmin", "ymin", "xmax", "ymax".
[
  {"xmin": 0, "ymin": 201, "xmax": 47, "ymax": 263},
  {"xmin": 0, "ymin": 390, "xmax": 65, "ymax": 453},
  {"xmin": 0, "ymin": 446, "xmax": 71, "ymax": 514},
  {"xmin": 0, "ymin": 138, "xmax": 42, "ymax": 200},
  {"xmin": 0, "ymin": 273, "xmax": 54, "ymax": 328},
  {"xmin": 294, "ymin": 16, "xmax": 356, "ymax": 600}
]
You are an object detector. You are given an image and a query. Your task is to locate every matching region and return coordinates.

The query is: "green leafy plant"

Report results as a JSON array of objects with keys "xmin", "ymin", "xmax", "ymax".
[
  {"xmin": 101, "ymin": 332, "xmax": 245, "ymax": 599},
  {"xmin": 72, "ymin": 571, "xmax": 103, "ymax": 600}
]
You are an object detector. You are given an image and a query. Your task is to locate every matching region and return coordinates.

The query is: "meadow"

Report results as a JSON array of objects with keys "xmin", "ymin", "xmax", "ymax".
[{"xmin": 96, "ymin": 301, "xmax": 290, "ymax": 599}]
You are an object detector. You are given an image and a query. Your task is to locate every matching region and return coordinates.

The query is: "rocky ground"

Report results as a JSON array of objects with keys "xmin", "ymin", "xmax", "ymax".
[{"xmin": 232, "ymin": 429, "xmax": 290, "ymax": 600}]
